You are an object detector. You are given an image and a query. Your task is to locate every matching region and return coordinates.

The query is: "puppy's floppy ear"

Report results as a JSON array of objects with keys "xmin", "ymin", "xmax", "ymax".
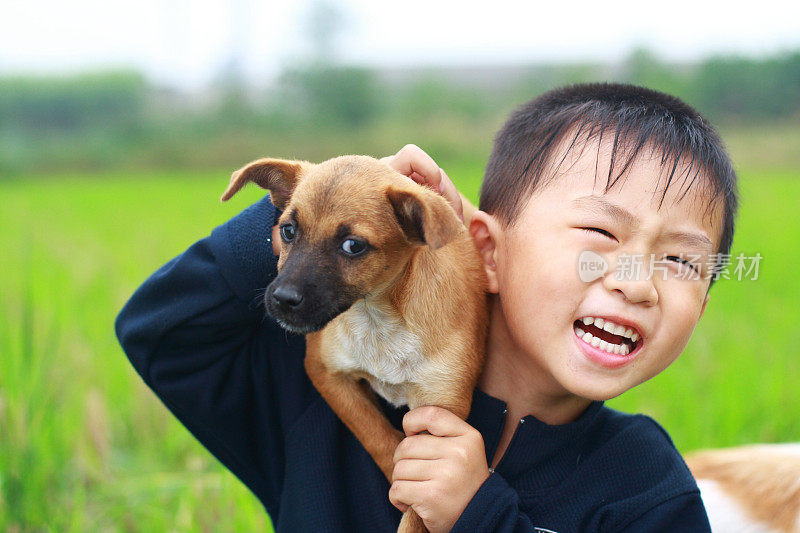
[
  {"xmin": 386, "ymin": 186, "xmax": 462, "ymax": 250},
  {"xmin": 221, "ymin": 158, "xmax": 310, "ymax": 210}
]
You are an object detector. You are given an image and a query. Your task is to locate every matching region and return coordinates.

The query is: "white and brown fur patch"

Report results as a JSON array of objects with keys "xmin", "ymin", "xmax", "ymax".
[{"xmin": 686, "ymin": 443, "xmax": 800, "ymax": 532}]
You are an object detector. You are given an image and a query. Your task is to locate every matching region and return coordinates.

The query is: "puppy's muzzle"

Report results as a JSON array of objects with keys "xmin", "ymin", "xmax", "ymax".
[
  {"xmin": 265, "ymin": 280, "xmax": 310, "ymax": 332},
  {"xmin": 265, "ymin": 273, "xmax": 361, "ymax": 334},
  {"xmin": 271, "ymin": 285, "xmax": 303, "ymax": 309}
]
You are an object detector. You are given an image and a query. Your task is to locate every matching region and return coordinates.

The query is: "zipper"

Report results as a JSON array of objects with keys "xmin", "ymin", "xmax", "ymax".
[{"xmin": 491, "ymin": 407, "xmax": 527, "ymax": 473}]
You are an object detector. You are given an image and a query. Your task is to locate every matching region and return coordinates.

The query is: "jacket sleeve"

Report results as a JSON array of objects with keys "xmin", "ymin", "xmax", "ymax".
[
  {"xmin": 114, "ymin": 195, "xmax": 313, "ymax": 514},
  {"xmin": 616, "ymin": 492, "xmax": 711, "ymax": 532},
  {"xmin": 450, "ymin": 473, "xmax": 539, "ymax": 532},
  {"xmin": 450, "ymin": 474, "xmax": 711, "ymax": 532}
]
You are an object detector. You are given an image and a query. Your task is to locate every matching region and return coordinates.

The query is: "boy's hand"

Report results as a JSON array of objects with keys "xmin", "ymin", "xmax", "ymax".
[
  {"xmin": 389, "ymin": 406, "xmax": 491, "ymax": 533},
  {"xmin": 380, "ymin": 144, "xmax": 464, "ymax": 222}
]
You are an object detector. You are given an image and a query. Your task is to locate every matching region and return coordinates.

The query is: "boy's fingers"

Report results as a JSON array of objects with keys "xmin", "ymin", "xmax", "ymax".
[
  {"xmin": 403, "ymin": 406, "xmax": 465, "ymax": 437},
  {"xmin": 392, "ymin": 458, "xmax": 435, "ymax": 482},
  {"xmin": 389, "ymin": 480, "xmax": 421, "ymax": 511},
  {"xmin": 437, "ymin": 168, "xmax": 464, "ymax": 221},
  {"xmin": 413, "ymin": 168, "xmax": 464, "ymax": 221},
  {"xmin": 409, "ymin": 171, "xmax": 427, "ymax": 185},
  {"xmin": 380, "ymin": 145, "xmax": 465, "ymax": 219},
  {"xmin": 393, "ymin": 434, "xmax": 447, "ymax": 463},
  {"xmin": 384, "ymin": 144, "xmax": 443, "ymax": 190}
]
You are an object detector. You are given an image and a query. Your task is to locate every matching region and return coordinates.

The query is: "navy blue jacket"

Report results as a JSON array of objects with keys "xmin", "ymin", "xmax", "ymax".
[{"xmin": 115, "ymin": 195, "xmax": 711, "ymax": 532}]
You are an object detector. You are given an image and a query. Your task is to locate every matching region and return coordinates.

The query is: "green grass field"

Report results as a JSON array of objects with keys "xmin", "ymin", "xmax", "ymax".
[{"xmin": 1, "ymin": 164, "xmax": 798, "ymax": 531}]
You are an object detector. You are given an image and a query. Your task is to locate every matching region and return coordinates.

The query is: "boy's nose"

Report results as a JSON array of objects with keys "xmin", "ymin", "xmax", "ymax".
[{"xmin": 601, "ymin": 264, "xmax": 658, "ymax": 306}]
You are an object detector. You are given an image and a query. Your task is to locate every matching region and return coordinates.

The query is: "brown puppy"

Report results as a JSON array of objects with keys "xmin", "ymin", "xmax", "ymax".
[{"xmin": 221, "ymin": 155, "xmax": 488, "ymax": 532}]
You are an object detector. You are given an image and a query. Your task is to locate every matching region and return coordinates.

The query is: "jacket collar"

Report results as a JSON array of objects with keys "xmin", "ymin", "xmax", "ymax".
[
  {"xmin": 382, "ymin": 387, "xmax": 605, "ymax": 487},
  {"xmin": 469, "ymin": 388, "xmax": 605, "ymax": 484}
]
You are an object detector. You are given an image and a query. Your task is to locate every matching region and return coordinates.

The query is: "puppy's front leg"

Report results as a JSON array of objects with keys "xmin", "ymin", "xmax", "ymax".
[
  {"xmin": 406, "ymin": 381, "xmax": 475, "ymax": 421},
  {"xmin": 304, "ymin": 333, "xmax": 404, "ymax": 481}
]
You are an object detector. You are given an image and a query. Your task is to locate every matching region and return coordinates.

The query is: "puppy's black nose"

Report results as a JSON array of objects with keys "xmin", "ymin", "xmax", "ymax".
[{"xmin": 272, "ymin": 286, "xmax": 303, "ymax": 308}]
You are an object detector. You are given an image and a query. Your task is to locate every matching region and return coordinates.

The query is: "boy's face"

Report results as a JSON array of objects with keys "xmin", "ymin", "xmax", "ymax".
[{"xmin": 491, "ymin": 138, "xmax": 721, "ymax": 401}]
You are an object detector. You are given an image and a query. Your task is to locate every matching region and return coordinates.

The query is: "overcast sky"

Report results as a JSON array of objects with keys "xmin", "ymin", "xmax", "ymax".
[{"xmin": 2, "ymin": 0, "xmax": 799, "ymax": 89}]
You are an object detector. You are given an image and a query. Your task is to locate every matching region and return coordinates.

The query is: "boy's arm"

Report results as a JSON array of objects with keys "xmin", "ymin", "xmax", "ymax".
[
  {"xmin": 391, "ymin": 406, "xmax": 541, "ymax": 533},
  {"xmin": 450, "ymin": 472, "xmax": 538, "ymax": 532},
  {"xmin": 451, "ymin": 474, "xmax": 711, "ymax": 532},
  {"xmin": 392, "ymin": 408, "xmax": 711, "ymax": 532},
  {"xmin": 615, "ymin": 492, "xmax": 711, "ymax": 531},
  {"xmin": 445, "ymin": 471, "xmax": 712, "ymax": 533},
  {"xmin": 115, "ymin": 195, "xmax": 313, "ymax": 513}
]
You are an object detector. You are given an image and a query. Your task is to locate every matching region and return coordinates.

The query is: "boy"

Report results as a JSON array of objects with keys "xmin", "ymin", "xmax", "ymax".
[{"xmin": 116, "ymin": 83, "xmax": 735, "ymax": 531}]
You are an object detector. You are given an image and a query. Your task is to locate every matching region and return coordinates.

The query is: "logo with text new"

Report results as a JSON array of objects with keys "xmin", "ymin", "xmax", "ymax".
[{"xmin": 577, "ymin": 250, "xmax": 608, "ymax": 282}]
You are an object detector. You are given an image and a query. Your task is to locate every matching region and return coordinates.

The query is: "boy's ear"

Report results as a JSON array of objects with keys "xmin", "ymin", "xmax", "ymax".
[
  {"xmin": 386, "ymin": 186, "xmax": 462, "ymax": 250},
  {"xmin": 221, "ymin": 158, "xmax": 311, "ymax": 210},
  {"xmin": 469, "ymin": 210, "xmax": 501, "ymax": 293}
]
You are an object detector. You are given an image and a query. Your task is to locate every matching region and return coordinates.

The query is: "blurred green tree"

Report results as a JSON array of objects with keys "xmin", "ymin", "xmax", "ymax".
[
  {"xmin": 279, "ymin": 66, "xmax": 380, "ymax": 128},
  {"xmin": 0, "ymin": 71, "xmax": 147, "ymax": 133}
]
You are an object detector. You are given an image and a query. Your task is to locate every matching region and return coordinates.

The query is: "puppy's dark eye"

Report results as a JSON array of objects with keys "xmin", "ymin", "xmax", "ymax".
[
  {"xmin": 280, "ymin": 224, "xmax": 296, "ymax": 243},
  {"xmin": 341, "ymin": 238, "xmax": 367, "ymax": 256}
]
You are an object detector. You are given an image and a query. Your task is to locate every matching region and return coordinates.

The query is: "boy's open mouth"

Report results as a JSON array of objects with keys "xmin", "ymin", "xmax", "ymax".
[{"xmin": 573, "ymin": 317, "xmax": 642, "ymax": 356}]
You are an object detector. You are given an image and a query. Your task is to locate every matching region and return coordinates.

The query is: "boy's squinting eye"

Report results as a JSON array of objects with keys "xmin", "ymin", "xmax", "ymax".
[
  {"xmin": 666, "ymin": 255, "xmax": 699, "ymax": 273},
  {"xmin": 582, "ymin": 227, "xmax": 618, "ymax": 242}
]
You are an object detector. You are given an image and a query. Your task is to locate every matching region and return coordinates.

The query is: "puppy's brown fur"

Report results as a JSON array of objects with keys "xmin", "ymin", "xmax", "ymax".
[
  {"xmin": 222, "ymin": 155, "xmax": 488, "ymax": 532},
  {"xmin": 686, "ymin": 444, "xmax": 800, "ymax": 532}
]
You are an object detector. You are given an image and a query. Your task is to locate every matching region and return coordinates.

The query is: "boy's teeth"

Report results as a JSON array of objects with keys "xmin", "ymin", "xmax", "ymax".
[
  {"xmin": 577, "ymin": 316, "xmax": 641, "ymax": 344},
  {"xmin": 574, "ymin": 320, "xmax": 639, "ymax": 356}
]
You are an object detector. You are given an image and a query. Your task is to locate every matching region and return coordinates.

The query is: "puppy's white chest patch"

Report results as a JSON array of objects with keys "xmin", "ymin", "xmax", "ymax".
[{"xmin": 327, "ymin": 300, "xmax": 428, "ymax": 407}]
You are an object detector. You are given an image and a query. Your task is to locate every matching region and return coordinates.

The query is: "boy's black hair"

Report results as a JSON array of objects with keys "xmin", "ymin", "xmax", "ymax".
[{"xmin": 480, "ymin": 83, "xmax": 738, "ymax": 283}]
